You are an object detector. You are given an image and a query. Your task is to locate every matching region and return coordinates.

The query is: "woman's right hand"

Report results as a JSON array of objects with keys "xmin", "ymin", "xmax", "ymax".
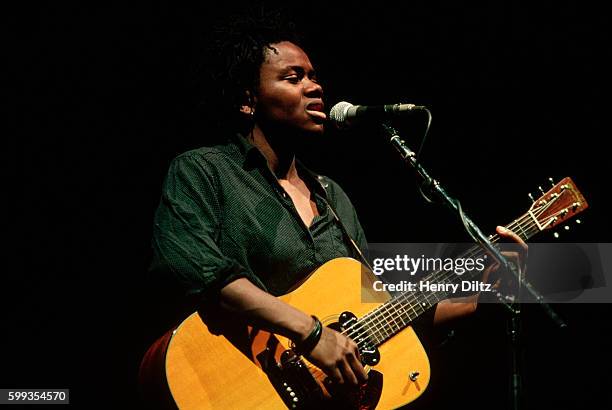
[{"xmin": 305, "ymin": 326, "xmax": 368, "ymax": 386}]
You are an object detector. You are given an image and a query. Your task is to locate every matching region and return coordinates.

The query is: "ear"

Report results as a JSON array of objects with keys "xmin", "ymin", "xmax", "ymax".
[{"xmin": 239, "ymin": 90, "xmax": 257, "ymax": 115}]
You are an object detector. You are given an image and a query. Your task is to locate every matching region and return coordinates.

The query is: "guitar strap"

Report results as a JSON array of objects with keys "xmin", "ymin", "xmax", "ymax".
[{"xmin": 315, "ymin": 176, "xmax": 374, "ymax": 272}]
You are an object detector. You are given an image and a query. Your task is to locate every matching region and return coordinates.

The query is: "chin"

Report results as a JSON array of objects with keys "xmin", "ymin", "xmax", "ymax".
[
  {"xmin": 305, "ymin": 127, "xmax": 325, "ymax": 137},
  {"xmin": 307, "ymin": 121, "xmax": 325, "ymax": 134},
  {"xmin": 291, "ymin": 126, "xmax": 324, "ymax": 142},
  {"xmin": 312, "ymin": 124, "xmax": 325, "ymax": 134}
]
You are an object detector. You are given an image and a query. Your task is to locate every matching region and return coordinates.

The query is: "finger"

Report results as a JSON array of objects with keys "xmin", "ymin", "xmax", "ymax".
[
  {"xmin": 339, "ymin": 358, "xmax": 359, "ymax": 385},
  {"xmin": 496, "ymin": 226, "xmax": 528, "ymax": 251},
  {"xmin": 330, "ymin": 367, "xmax": 344, "ymax": 385},
  {"xmin": 481, "ymin": 262, "xmax": 499, "ymax": 283},
  {"xmin": 501, "ymin": 251, "xmax": 520, "ymax": 263},
  {"xmin": 347, "ymin": 352, "xmax": 368, "ymax": 383},
  {"xmin": 501, "ymin": 250, "xmax": 528, "ymax": 276},
  {"xmin": 497, "ymin": 226, "xmax": 529, "ymax": 273}
]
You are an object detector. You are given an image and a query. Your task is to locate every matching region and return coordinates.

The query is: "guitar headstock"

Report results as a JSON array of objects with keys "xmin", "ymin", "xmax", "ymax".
[{"xmin": 528, "ymin": 177, "xmax": 588, "ymax": 231}]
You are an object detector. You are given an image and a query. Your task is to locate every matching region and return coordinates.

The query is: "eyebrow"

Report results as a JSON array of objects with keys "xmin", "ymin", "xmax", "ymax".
[{"xmin": 281, "ymin": 65, "xmax": 317, "ymax": 77}]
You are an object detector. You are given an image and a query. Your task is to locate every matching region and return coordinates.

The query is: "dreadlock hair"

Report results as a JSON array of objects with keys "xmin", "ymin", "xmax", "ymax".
[{"xmin": 200, "ymin": 7, "xmax": 303, "ymax": 135}]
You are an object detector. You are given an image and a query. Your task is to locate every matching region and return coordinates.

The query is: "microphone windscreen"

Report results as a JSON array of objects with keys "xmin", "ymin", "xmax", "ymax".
[{"xmin": 329, "ymin": 101, "xmax": 353, "ymax": 127}]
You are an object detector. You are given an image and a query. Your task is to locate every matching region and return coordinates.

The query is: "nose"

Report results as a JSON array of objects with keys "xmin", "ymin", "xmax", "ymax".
[{"xmin": 304, "ymin": 78, "xmax": 323, "ymax": 97}]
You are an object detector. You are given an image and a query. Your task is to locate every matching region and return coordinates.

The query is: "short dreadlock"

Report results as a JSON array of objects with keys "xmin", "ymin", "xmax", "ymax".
[{"xmin": 201, "ymin": 7, "xmax": 303, "ymax": 133}]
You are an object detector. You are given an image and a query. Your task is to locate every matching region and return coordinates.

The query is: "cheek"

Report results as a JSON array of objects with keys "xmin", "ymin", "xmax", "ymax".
[{"xmin": 259, "ymin": 88, "xmax": 302, "ymax": 115}]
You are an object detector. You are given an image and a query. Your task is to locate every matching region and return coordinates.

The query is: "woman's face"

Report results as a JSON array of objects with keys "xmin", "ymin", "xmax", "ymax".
[{"xmin": 254, "ymin": 41, "xmax": 325, "ymax": 135}]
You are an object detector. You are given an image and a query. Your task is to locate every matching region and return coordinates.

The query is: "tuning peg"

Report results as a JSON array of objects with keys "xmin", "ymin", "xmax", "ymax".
[
  {"xmin": 538, "ymin": 186, "xmax": 545, "ymax": 195},
  {"xmin": 553, "ymin": 232, "xmax": 560, "ymax": 239},
  {"xmin": 549, "ymin": 177, "xmax": 555, "ymax": 187},
  {"xmin": 576, "ymin": 219, "xmax": 582, "ymax": 224},
  {"xmin": 564, "ymin": 225, "xmax": 570, "ymax": 231},
  {"xmin": 528, "ymin": 193, "xmax": 535, "ymax": 202}
]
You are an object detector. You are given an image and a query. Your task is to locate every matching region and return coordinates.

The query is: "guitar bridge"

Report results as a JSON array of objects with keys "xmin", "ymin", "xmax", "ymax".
[{"xmin": 256, "ymin": 348, "xmax": 323, "ymax": 408}]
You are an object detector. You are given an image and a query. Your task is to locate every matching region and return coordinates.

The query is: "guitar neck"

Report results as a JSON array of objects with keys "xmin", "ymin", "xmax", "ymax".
[
  {"xmin": 354, "ymin": 178, "xmax": 587, "ymax": 346},
  {"xmin": 356, "ymin": 220, "xmax": 529, "ymax": 347}
]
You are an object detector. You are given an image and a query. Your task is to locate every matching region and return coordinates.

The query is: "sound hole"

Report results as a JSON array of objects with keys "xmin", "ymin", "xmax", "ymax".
[{"xmin": 327, "ymin": 311, "xmax": 380, "ymax": 367}]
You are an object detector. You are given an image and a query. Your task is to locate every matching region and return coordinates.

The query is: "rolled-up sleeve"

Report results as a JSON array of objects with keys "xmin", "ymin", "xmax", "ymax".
[{"xmin": 150, "ymin": 154, "xmax": 255, "ymax": 300}]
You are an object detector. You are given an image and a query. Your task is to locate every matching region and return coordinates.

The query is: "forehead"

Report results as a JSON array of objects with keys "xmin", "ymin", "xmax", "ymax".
[{"xmin": 262, "ymin": 41, "xmax": 314, "ymax": 71}]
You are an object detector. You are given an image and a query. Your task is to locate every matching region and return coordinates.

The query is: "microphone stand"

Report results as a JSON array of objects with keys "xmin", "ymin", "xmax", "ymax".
[
  {"xmin": 380, "ymin": 122, "xmax": 566, "ymax": 410},
  {"xmin": 508, "ymin": 300, "xmax": 523, "ymax": 410}
]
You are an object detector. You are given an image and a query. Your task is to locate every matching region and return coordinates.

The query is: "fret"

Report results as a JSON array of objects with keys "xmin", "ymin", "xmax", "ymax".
[
  {"xmin": 369, "ymin": 306, "xmax": 389, "ymax": 342},
  {"xmin": 392, "ymin": 300, "xmax": 408, "ymax": 328},
  {"xmin": 364, "ymin": 315, "xmax": 382, "ymax": 345},
  {"xmin": 386, "ymin": 303, "xmax": 402, "ymax": 333}
]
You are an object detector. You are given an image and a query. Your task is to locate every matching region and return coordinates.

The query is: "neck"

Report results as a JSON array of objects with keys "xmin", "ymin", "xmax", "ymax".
[{"xmin": 248, "ymin": 125, "xmax": 299, "ymax": 180}]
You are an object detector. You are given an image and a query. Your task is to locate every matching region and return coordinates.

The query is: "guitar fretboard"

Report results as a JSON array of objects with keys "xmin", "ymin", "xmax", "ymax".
[{"xmin": 342, "ymin": 180, "xmax": 584, "ymax": 347}]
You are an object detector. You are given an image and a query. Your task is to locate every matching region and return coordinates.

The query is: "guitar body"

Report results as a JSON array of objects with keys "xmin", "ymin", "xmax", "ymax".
[{"xmin": 140, "ymin": 258, "xmax": 431, "ymax": 409}]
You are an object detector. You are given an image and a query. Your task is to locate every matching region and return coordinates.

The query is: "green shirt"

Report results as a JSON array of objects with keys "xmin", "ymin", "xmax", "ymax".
[{"xmin": 150, "ymin": 134, "xmax": 368, "ymax": 301}]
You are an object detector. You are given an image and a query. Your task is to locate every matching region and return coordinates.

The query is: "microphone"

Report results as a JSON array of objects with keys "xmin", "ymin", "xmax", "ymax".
[{"xmin": 329, "ymin": 101, "xmax": 426, "ymax": 128}]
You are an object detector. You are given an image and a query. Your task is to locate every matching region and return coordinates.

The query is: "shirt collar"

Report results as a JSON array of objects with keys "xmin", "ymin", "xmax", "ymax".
[
  {"xmin": 228, "ymin": 133, "xmax": 329, "ymax": 199},
  {"xmin": 226, "ymin": 133, "xmax": 264, "ymax": 167},
  {"xmin": 295, "ymin": 160, "xmax": 329, "ymax": 199}
]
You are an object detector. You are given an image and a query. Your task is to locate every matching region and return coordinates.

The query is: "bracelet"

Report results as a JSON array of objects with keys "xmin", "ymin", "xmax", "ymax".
[{"xmin": 293, "ymin": 315, "xmax": 323, "ymax": 356}]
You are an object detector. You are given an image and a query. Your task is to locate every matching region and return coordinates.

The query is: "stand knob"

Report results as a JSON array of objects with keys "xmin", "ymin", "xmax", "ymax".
[{"xmin": 409, "ymin": 371, "xmax": 420, "ymax": 381}]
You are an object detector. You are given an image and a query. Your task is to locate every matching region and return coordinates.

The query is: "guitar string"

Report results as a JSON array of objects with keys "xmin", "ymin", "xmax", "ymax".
[
  {"xmin": 354, "ymin": 200, "xmax": 564, "ymax": 346},
  {"xmin": 342, "ymin": 197, "xmax": 565, "ymax": 347},
  {"xmin": 344, "ymin": 189, "xmax": 569, "ymax": 346},
  {"xmin": 357, "ymin": 195, "xmax": 567, "ymax": 344},
  {"xmin": 345, "ymin": 233, "xmax": 516, "ymax": 345},
  {"xmin": 382, "ymin": 197, "xmax": 567, "ymax": 322},
  {"xmin": 344, "ymin": 211, "xmax": 536, "ymax": 345},
  {"xmin": 351, "ymin": 200, "xmax": 566, "ymax": 347},
  {"xmin": 348, "ymin": 221, "xmax": 528, "ymax": 347}
]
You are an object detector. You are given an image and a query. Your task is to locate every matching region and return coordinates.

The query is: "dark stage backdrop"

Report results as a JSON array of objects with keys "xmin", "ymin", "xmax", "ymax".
[{"xmin": 8, "ymin": 1, "xmax": 611, "ymax": 408}]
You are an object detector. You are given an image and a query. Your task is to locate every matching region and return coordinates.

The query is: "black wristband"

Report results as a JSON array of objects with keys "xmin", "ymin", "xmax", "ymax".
[{"xmin": 293, "ymin": 315, "xmax": 323, "ymax": 356}]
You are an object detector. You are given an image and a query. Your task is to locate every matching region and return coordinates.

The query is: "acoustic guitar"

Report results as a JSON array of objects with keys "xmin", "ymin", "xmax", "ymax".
[{"xmin": 139, "ymin": 177, "xmax": 587, "ymax": 409}]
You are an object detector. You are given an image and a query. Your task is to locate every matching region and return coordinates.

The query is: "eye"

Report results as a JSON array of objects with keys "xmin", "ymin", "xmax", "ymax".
[{"xmin": 285, "ymin": 75, "xmax": 300, "ymax": 84}]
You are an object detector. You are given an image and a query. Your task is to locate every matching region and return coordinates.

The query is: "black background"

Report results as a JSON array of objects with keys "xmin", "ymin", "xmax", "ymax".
[{"xmin": 8, "ymin": 1, "xmax": 612, "ymax": 408}]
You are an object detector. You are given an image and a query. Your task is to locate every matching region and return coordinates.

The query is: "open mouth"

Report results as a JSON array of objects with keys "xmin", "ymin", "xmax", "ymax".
[
  {"xmin": 306, "ymin": 102, "xmax": 326, "ymax": 121},
  {"xmin": 306, "ymin": 103, "xmax": 324, "ymax": 112}
]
